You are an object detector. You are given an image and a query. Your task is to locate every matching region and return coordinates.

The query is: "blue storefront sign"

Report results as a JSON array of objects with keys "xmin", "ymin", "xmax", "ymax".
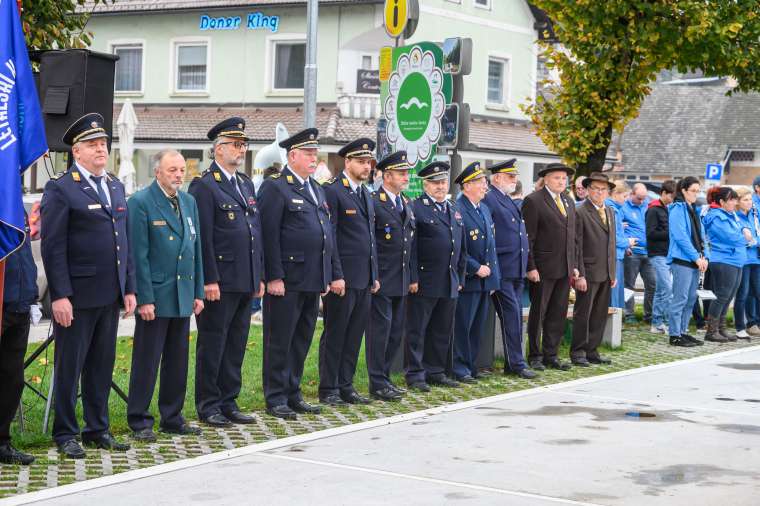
[{"xmin": 200, "ymin": 12, "xmax": 280, "ymax": 32}]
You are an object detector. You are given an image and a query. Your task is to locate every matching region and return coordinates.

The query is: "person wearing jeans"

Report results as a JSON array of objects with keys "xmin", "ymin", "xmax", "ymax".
[
  {"xmin": 606, "ymin": 184, "xmax": 633, "ymax": 308},
  {"xmin": 732, "ymin": 187, "xmax": 759, "ymax": 339},
  {"xmin": 646, "ymin": 181, "xmax": 676, "ymax": 333},
  {"xmin": 667, "ymin": 177, "xmax": 708, "ymax": 347},
  {"xmin": 622, "ymin": 183, "xmax": 655, "ymax": 322},
  {"xmin": 702, "ymin": 187, "xmax": 747, "ymax": 343}
]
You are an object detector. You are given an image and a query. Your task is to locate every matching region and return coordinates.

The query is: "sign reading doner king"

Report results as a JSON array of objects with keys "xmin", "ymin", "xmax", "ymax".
[{"xmin": 380, "ymin": 42, "xmax": 453, "ymax": 194}]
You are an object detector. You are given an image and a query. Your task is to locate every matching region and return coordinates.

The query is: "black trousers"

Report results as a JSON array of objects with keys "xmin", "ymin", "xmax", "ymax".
[
  {"xmin": 262, "ymin": 291, "xmax": 319, "ymax": 408},
  {"xmin": 53, "ymin": 302, "xmax": 119, "ymax": 445},
  {"xmin": 0, "ymin": 309, "xmax": 30, "ymax": 444},
  {"xmin": 366, "ymin": 294, "xmax": 406, "ymax": 392},
  {"xmin": 571, "ymin": 280, "xmax": 611, "ymax": 361},
  {"xmin": 195, "ymin": 292, "xmax": 252, "ymax": 419},
  {"xmin": 127, "ymin": 316, "xmax": 190, "ymax": 431},
  {"xmin": 404, "ymin": 295, "xmax": 457, "ymax": 384},
  {"xmin": 527, "ymin": 277, "xmax": 570, "ymax": 362},
  {"xmin": 319, "ymin": 287, "xmax": 370, "ymax": 397}
]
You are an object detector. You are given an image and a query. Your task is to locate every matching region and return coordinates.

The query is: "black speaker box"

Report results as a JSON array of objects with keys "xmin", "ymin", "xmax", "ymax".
[{"xmin": 36, "ymin": 49, "xmax": 118, "ymax": 152}]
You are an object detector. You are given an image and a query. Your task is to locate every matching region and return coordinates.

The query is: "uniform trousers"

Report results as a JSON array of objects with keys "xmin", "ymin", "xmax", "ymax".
[
  {"xmin": 491, "ymin": 279, "xmax": 528, "ymax": 372},
  {"xmin": 452, "ymin": 291, "xmax": 490, "ymax": 378},
  {"xmin": 0, "ymin": 309, "xmax": 30, "ymax": 444},
  {"xmin": 127, "ymin": 316, "xmax": 190, "ymax": 431},
  {"xmin": 53, "ymin": 302, "xmax": 119, "ymax": 445},
  {"xmin": 366, "ymin": 294, "xmax": 406, "ymax": 391},
  {"xmin": 262, "ymin": 291, "xmax": 319, "ymax": 408},
  {"xmin": 319, "ymin": 287, "xmax": 370, "ymax": 397},
  {"xmin": 527, "ymin": 277, "xmax": 570, "ymax": 362},
  {"xmin": 404, "ymin": 295, "xmax": 457, "ymax": 384},
  {"xmin": 570, "ymin": 280, "xmax": 611, "ymax": 361},
  {"xmin": 195, "ymin": 292, "xmax": 252, "ymax": 419}
]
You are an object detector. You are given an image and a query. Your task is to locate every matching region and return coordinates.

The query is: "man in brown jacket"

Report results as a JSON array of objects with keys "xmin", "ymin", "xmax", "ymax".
[
  {"xmin": 523, "ymin": 163, "xmax": 578, "ymax": 371},
  {"xmin": 571, "ymin": 172, "xmax": 617, "ymax": 366}
]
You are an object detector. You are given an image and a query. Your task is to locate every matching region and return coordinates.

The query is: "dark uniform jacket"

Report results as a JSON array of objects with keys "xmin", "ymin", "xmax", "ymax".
[
  {"xmin": 575, "ymin": 199, "xmax": 617, "ymax": 283},
  {"xmin": 128, "ymin": 181, "xmax": 205, "ymax": 317},
  {"xmin": 409, "ymin": 195, "xmax": 466, "ymax": 299},
  {"xmin": 3, "ymin": 213, "xmax": 38, "ymax": 313},
  {"xmin": 483, "ymin": 184, "xmax": 528, "ymax": 280},
  {"xmin": 522, "ymin": 187, "xmax": 577, "ymax": 280},
  {"xmin": 188, "ymin": 161, "xmax": 263, "ymax": 294},
  {"xmin": 322, "ymin": 175, "xmax": 378, "ymax": 289},
  {"xmin": 257, "ymin": 166, "xmax": 334, "ymax": 292},
  {"xmin": 456, "ymin": 194, "xmax": 500, "ymax": 292},
  {"xmin": 371, "ymin": 187, "xmax": 415, "ymax": 297},
  {"xmin": 40, "ymin": 166, "xmax": 135, "ymax": 309}
]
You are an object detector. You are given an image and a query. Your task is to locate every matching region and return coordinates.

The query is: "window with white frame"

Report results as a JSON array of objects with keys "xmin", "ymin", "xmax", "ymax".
[
  {"xmin": 175, "ymin": 42, "xmax": 208, "ymax": 92},
  {"xmin": 474, "ymin": 0, "xmax": 491, "ymax": 9},
  {"xmin": 273, "ymin": 41, "xmax": 306, "ymax": 90},
  {"xmin": 112, "ymin": 43, "xmax": 143, "ymax": 93},
  {"xmin": 487, "ymin": 56, "xmax": 510, "ymax": 106}
]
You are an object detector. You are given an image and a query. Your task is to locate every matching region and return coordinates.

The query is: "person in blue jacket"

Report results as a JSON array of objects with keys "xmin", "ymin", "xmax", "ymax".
[
  {"xmin": 606, "ymin": 184, "xmax": 635, "ymax": 308},
  {"xmin": 733, "ymin": 187, "xmax": 760, "ymax": 340},
  {"xmin": 667, "ymin": 177, "xmax": 708, "ymax": 347},
  {"xmin": 452, "ymin": 162, "xmax": 500, "ymax": 382},
  {"xmin": 621, "ymin": 183, "xmax": 655, "ymax": 322},
  {"xmin": 702, "ymin": 186, "xmax": 748, "ymax": 342}
]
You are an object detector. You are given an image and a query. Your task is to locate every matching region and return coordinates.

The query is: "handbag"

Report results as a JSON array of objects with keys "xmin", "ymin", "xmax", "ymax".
[{"xmin": 696, "ymin": 272, "xmax": 716, "ymax": 301}]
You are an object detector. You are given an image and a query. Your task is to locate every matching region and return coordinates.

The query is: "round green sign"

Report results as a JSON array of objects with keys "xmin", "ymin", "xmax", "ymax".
[{"xmin": 396, "ymin": 72, "xmax": 432, "ymax": 142}]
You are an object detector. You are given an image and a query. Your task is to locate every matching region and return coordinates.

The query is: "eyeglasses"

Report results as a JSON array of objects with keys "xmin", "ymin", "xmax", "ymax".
[
  {"xmin": 588, "ymin": 186, "xmax": 609, "ymax": 193},
  {"xmin": 218, "ymin": 141, "xmax": 249, "ymax": 150}
]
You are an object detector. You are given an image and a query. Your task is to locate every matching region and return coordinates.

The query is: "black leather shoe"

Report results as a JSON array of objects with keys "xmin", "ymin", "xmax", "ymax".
[
  {"xmin": 474, "ymin": 370, "xmax": 492, "ymax": 379},
  {"xmin": 455, "ymin": 375, "xmax": 477, "ymax": 384},
  {"xmin": 428, "ymin": 376, "xmax": 460, "ymax": 388},
  {"xmin": 266, "ymin": 405, "xmax": 297, "ymax": 420},
  {"xmin": 371, "ymin": 387, "xmax": 402, "ymax": 401},
  {"xmin": 571, "ymin": 358, "xmax": 591, "ymax": 367},
  {"xmin": 223, "ymin": 410, "xmax": 256, "ymax": 424},
  {"xmin": 289, "ymin": 399, "xmax": 322, "ymax": 414},
  {"xmin": 511, "ymin": 368, "xmax": 537, "ymax": 379},
  {"xmin": 202, "ymin": 413, "xmax": 233, "ymax": 427},
  {"xmin": 341, "ymin": 391, "xmax": 371, "ymax": 405},
  {"xmin": 57, "ymin": 439, "xmax": 86, "ymax": 459},
  {"xmin": 320, "ymin": 394, "xmax": 348, "ymax": 406},
  {"xmin": 0, "ymin": 443, "xmax": 35, "ymax": 465},
  {"xmin": 544, "ymin": 359, "xmax": 572, "ymax": 371},
  {"xmin": 670, "ymin": 335, "xmax": 697, "ymax": 347},
  {"xmin": 588, "ymin": 356, "xmax": 612, "ymax": 365},
  {"xmin": 529, "ymin": 360, "xmax": 546, "ymax": 371},
  {"xmin": 681, "ymin": 334, "xmax": 704, "ymax": 346},
  {"xmin": 408, "ymin": 381, "xmax": 431, "ymax": 392},
  {"xmin": 160, "ymin": 424, "xmax": 202, "ymax": 436},
  {"xmin": 131, "ymin": 429, "xmax": 157, "ymax": 442},
  {"xmin": 83, "ymin": 433, "xmax": 130, "ymax": 451},
  {"xmin": 388, "ymin": 383, "xmax": 407, "ymax": 394}
]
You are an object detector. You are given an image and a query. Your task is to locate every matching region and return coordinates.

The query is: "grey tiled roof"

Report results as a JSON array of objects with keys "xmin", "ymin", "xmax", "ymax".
[
  {"xmin": 83, "ymin": 0, "xmax": 381, "ymax": 14},
  {"xmin": 617, "ymin": 83, "xmax": 760, "ymax": 175}
]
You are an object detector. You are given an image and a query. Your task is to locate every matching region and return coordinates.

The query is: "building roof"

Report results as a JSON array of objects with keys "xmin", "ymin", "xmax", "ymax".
[
  {"xmin": 111, "ymin": 104, "xmax": 555, "ymax": 157},
  {"xmin": 83, "ymin": 0, "xmax": 381, "ymax": 14},
  {"xmin": 616, "ymin": 83, "xmax": 760, "ymax": 175}
]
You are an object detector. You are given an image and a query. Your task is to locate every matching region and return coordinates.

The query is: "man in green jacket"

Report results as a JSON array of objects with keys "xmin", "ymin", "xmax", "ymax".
[{"xmin": 127, "ymin": 149, "xmax": 205, "ymax": 441}]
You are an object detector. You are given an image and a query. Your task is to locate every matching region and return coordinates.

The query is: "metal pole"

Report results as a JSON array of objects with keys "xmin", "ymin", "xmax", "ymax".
[{"xmin": 304, "ymin": 0, "xmax": 319, "ymax": 128}]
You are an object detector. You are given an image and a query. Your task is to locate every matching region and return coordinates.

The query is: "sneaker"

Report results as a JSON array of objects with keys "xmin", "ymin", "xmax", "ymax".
[
  {"xmin": 747, "ymin": 325, "xmax": 760, "ymax": 337},
  {"xmin": 682, "ymin": 333, "xmax": 704, "ymax": 346},
  {"xmin": 736, "ymin": 330, "xmax": 751, "ymax": 340},
  {"xmin": 650, "ymin": 325, "xmax": 666, "ymax": 334},
  {"xmin": 669, "ymin": 335, "xmax": 697, "ymax": 347}
]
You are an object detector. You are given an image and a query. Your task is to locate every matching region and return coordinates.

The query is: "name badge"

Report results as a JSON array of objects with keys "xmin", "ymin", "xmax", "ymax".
[
  {"xmin": 292, "ymin": 198, "xmax": 304, "ymax": 204},
  {"xmin": 88, "ymin": 204, "xmax": 102, "ymax": 210},
  {"xmin": 345, "ymin": 209, "xmax": 357, "ymax": 215},
  {"xmin": 187, "ymin": 216, "xmax": 196, "ymax": 238},
  {"xmin": 152, "ymin": 220, "xmax": 167, "ymax": 226}
]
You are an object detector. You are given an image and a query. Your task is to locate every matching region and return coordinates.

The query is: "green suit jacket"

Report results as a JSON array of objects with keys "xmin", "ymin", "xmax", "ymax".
[{"xmin": 128, "ymin": 180, "xmax": 204, "ymax": 317}]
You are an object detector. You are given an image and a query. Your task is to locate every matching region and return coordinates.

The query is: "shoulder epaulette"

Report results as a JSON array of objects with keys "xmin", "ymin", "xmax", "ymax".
[
  {"xmin": 107, "ymin": 172, "xmax": 120, "ymax": 182},
  {"xmin": 50, "ymin": 171, "xmax": 64, "ymax": 180},
  {"xmin": 237, "ymin": 171, "xmax": 251, "ymax": 181}
]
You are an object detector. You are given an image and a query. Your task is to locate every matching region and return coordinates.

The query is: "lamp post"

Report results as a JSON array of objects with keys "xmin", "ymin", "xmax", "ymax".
[{"xmin": 304, "ymin": 0, "xmax": 318, "ymax": 128}]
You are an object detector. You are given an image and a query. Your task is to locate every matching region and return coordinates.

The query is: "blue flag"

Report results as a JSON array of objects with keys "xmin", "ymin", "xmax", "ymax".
[{"xmin": 0, "ymin": 0, "xmax": 48, "ymax": 261}]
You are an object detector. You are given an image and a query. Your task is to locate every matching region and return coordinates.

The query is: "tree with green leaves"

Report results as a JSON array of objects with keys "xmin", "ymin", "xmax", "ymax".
[
  {"xmin": 525, "ymin": 1, "xmax": 760, "ymax": 175},
  {"xmin": 19, "ymin": 0, "xmax": 113, "ymax": 51}
]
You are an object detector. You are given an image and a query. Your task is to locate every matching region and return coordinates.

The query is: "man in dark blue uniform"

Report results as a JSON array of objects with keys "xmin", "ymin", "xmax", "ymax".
[
  {"xmin": 127, "ymin": 150, "xmax": 205, "ymax": 441},
  {"xmin": 452, "ymin": 162, "xmax": 500, "ymax": 383},
  {"xmin": 258, "ymin": 128, "xmax": 333, "ymax": 420},
  {"xmin": 367, "ymin": 151, "xmax": 415, "ymax": 401},
  {"xmin": 41, "ymin": 113, "xmax": 136, "ymax": 458},
  {"xmin": 483, "ymin": 160, "xmax": 536, "ymax": 379},
  {"xmin": 1, "ymin": 211, "xmax": 37, "ymax": 466},
  {"xmin": 319, "ymin": 138, "xmax": 379, "ymax": 406},
  {"xmin": 189, "ymin": 117, "xmax": 264, "ymax": 427},
  {"xmin": 405, "ymin": 161, "xmax": 466, "ymax": 391}
]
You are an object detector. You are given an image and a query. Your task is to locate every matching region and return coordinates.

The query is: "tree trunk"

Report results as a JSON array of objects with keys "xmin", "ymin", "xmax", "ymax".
[{"xmin": 575, "ymin": 124, "xmax": 613, "ymax": 178}]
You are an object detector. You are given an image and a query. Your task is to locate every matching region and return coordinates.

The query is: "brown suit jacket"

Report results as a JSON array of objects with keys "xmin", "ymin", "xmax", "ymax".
[
  {"xmin": 575, "ymin": 199, "xmax": 616, "ymax": 283},
  {"xmin": 523, "ymin": 187, "xmax": 577, "ymax": 279}
]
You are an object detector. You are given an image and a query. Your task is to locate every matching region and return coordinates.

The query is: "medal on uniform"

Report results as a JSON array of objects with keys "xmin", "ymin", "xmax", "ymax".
[
  {"xmin": 187, "ymin": 216, "xmax": 196, "ymax": 237},
  {"xmin": 384, "ymin": 225, "xmax": 391, "ymax": 240},
  {"xmin": 228, "ymin": 211, "xmax": 235, "ymax": 220}
]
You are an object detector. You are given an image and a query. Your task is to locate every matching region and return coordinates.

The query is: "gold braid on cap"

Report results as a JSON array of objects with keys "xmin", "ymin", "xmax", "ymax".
[
  {"xmin": 462, "ymin": 169, "xmax": 484, "ymax": 183},
  {"xmin": 72, "ymin": 127, "xmax": 106, "ymax": 144}
]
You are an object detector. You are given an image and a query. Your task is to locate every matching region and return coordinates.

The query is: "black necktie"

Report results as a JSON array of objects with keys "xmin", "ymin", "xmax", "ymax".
[
  {"xmin": 395, "ymin": 195, "xmax": 403, "ymax": 215},
  {"xmin": 230, "ymin": 176, "xmax": 243, "ymax": 200},
  {"xmin": 168, "ymin": 195, "xmax": 180, "ymax": 218},
  {"xmin": 90, "ymin": 175, "xmax": 110, "ymax": 208}
]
